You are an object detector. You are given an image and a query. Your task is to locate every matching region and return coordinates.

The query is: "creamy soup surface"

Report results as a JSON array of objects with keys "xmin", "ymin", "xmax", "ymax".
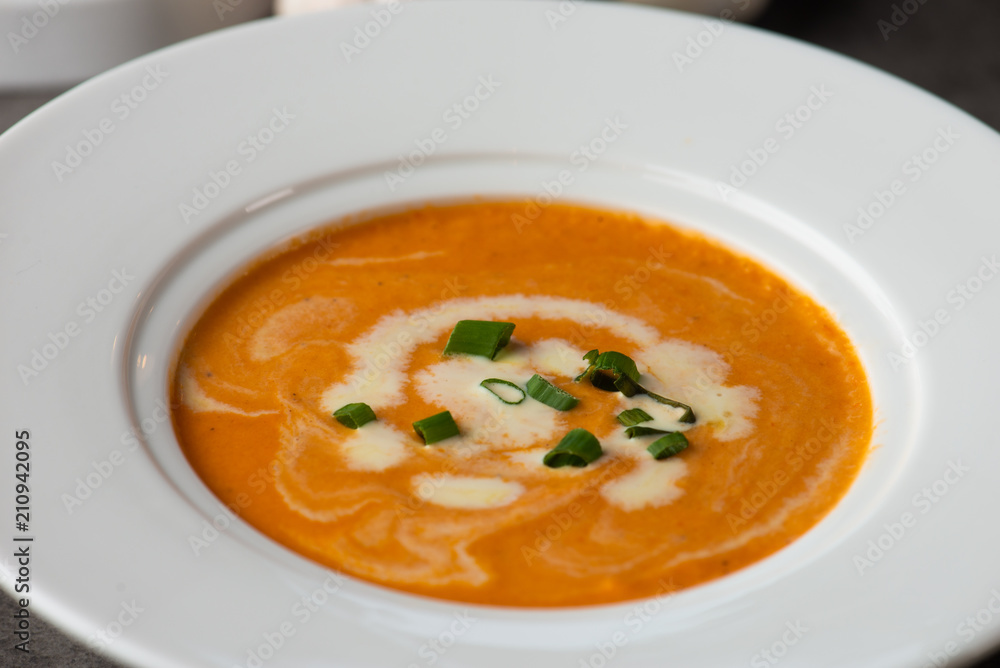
[{"xmin": 171, "ymin": 201, "xmax": 873, "ymax": 606}]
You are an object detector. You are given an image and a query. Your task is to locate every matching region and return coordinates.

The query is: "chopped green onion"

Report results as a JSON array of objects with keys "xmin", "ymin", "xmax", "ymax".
[
  {"xmin": 592, "ymin": 351, "xmax": 640, "ymax": 383},
  {"xmin": 576, "ymin": 349, "xmax": 641, "ymax": 390},
  {"xmin": 412, "ymin": 411, "xmax": 460, "ymax": 444},
  {"xmin": 573, "ymin": 348, "xmax": 697, "ymax": 423},
  {"xmin": 617, "ymin": 376, "xmax": 695, "ymax": 422},
  {"xmin": 620, "ymin": 381, "xmax": 696, "ymax": 423},
  {"xmin": 480, "ymin": 378, "xmax": 525, "ymax": 405},
  {"xmin": 573, "ymin": 349, "xmax": 600, "ymax": 382},
  {"xmin": 443, "ymin": 320, "xmax": 515, "ymax": 359},
  {"xmin": 617, "ymin": 408, "xmax": 654, "ymax": 427},
  {"xmin": 543, "ymin": 428, "xmax": 603, "ymax": 468},
  {"xmin": 613, "ymin": 374, "xmax": 643, "ymax": 397},
  {"xmin": 333, "ymin": 403, "xmax": 376, "ymax": 429},
  {"xmin": 625, "ymin": 426, "xmax": 672, "ymax": 438},
  {"xmin": 646, "ymin": 392, "xmax": 697, "ymax": 424},
  {"xmin": 526, "ymin": 374, "xmax": 580, "ymax": 411},
  {"xmin": 647, "ymin": 432, "xmax": 689, "ymax": 460}
]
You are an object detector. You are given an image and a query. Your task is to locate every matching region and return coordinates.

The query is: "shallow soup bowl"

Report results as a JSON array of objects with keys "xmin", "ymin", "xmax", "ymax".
[{"xmin": 3, "ymin": 3, "xmax": 1000, "ymax": 667}]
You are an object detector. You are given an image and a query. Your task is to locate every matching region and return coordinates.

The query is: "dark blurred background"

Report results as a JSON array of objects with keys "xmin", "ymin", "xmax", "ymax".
[{"xmin": 1, "ymin": 0, "xmax": 999, "ymax": 665}]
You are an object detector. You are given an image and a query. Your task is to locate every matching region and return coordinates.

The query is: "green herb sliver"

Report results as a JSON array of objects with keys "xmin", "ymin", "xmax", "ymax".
[
  {"xmin": 575, "ymin": 349, "xmax": 697, "ymax": 423},
  {"xmin": 412, "ymin": 411, "xmax": 460, "ymax": 444},
  {"xmin": 617, "ymin": 408, "xmax": 654, "ymax": 427},
  {"xmin": 575, "ymin": 349, "xmax": 641, "ymax": 391},
  {"xmin": 443, "ymin": 320, "xmax": 515, "ymax": 359},
  {"xmin": 333, "ymin": 402, "xmax": 376, "ymax": 429},
  {"xmin": 480, "ymin": 378, "xmax": 525, "ymax": 405},
  {"xmin": 647, "ymin": 432, "xmax": 689, "ymax": 460},
  {"xmin": 645, "ymin": 392, "xmax": 696, "ymax": 424},
  {"xmin": 592, "ymin": 351, "xmax": 640, "ymax": 384},
  {"xmin": 625, "ymin": 426, "xmax": 672, "ymax": 439},
  {"xmin": 543, "ymin": 428, "xmax": 603, "ymax": 468},
  {"xmin": 573, "ymin": 349, "xmax": 601, "ymax": 382},
  {"xmin": 526, "ymin": 374, "xmax": 579, "ymax": 411}
]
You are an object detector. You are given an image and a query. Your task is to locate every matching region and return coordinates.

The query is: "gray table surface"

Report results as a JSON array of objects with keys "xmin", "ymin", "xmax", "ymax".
[{"xmin": 2, "ymin": 0, "xmax": 999, "ymax": 666}]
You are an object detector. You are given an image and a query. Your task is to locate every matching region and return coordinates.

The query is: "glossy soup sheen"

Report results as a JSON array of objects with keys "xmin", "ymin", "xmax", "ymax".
[{"xmin": 171, "ymin": 201, "xmax": 872, "ymax": 607}]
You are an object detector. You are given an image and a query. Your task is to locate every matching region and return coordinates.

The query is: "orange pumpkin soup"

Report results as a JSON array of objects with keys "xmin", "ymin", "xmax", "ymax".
[{"xmin": 171, "ymin": 201, "xmax": 872, "ymax": 606}]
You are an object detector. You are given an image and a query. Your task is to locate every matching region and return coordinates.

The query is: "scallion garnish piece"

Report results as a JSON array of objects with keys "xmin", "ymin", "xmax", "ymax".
[
  {"xmin": 592, "ymin": 351, "xmax": 640, "ymax": 383},
  {"xmin": 543, "ymin": 428, "xmax": 603, "ymax": 468},
  {"xmin": 480, "ymin": 378, "xmax": 525, "ymax": 405},
  {"xmin": 646, "ymin": 392, "xmax": 696, "ymax": 424},
  {"xmin": 573, "ymin": 349, "xmax": 600, "ymax": 382},
  {"xmin": 625, "ymin": 426, "xmax": 672, "ymax": 439},
  {"xmin": 526, "ymin": 374, "xmax": 580, "ymax": 411},
  {"xmin": 412, "ymin": 411, "xmax": 460, "ymax": 444},
  {"xmin": 573, "ymin": 348, "xmax": 697, "ymax": 423},
  {"xmin": 613, "ymin": 374, "xmax": 643, "ymax": 397},
  {"xmin": 443, "ymin": 320, "xmax": 515, "ymax": 359},
  {"xmin": 590, "ymin": 371, "xmax": 619, "ymax": 392},
  {"xmin": 647, "ymin": 432, "xmax": 689, "ymax": 459},
  {"xmin": 617, "ymin": 408, "xmax": 654, "ymax": 427},
  {"xmin": 333, "ymin": 402, "xmax": 376, "ymax": 429},
  {"xmin": 580, "ymin": 350, "xmax": 641, "ymax": 391}
]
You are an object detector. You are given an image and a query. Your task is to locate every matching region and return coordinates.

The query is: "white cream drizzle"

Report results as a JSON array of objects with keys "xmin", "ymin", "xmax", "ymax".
[
  {"xmin": 414, "ymin": 354, "xmax": 563, "ymax": 451},
  {"xmin": 192, "ymin": 293, "xmax": 774, "ymax": 586},
  {"xmin": 250, "ymin": 296, "xmax": 354, "ymax": 361},
  {"xmin": 412, "ymin": 473, "xmax": 524, "ymax": 509},
  {"xmin": 338, "ymin": 421, "xmax": 410, "ymax": 471},
  {"xmin": 177, "ymin": 366, "xmax": 277, "ymax": 416},
  {"xmin": 311, "ymin": 295, "xmax": 757, "ymax": 512},
  {"xmin": 601, "ymin": 458, "xmax": 687, "ymax": 511},
  {"xmin": 325, "ymin": 251, "xmax": 443, "ymax": 267}
]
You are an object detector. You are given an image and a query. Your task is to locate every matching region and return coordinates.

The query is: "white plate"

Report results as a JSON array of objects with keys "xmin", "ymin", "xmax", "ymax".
[{"xmin": 3, "ymin": 3, "xmax": 1000, "ymax": 667}]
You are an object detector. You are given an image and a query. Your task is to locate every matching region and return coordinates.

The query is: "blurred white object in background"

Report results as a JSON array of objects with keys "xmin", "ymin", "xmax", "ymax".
[
  {"xmin": 276, "ymin": 0, "xmax": 770, "ymax": 20},
  {"xmin": 0, "ymin": 0, "xmax": 270, "ymax": 90},
  {"xmin": 623, "ymin": 0, "xmax": 769, "ymax": 20},
  {"xmin": 0, "ymin": 0, "xmax": 768, "ymax": 90}
]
